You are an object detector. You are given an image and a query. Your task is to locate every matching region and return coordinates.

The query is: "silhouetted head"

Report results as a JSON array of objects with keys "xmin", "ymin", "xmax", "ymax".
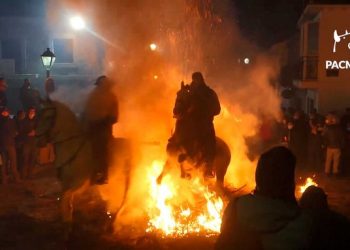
[
  {"xmin": 299, "ymin": 185, "xmax": 328, "ymax": 210},
  {"xmin": 255, "ymin": 146, "xmax": 297, "ymax": 203},
  {"xmin": 23, "ymin": 78, "xmax": 30, "ymax": 88},
  {"xmin": 95, "ymin": 75, "xmax": 107, "ymax": 86},
  {"xmin": 191, "ymin": 72, "xmax": 205, "ymax": 88}
]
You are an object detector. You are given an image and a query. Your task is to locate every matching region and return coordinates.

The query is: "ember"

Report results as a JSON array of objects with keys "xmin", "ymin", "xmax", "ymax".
[{"xmin": 145, "ymin": 161, "xmax": 224, "ymax": 237}]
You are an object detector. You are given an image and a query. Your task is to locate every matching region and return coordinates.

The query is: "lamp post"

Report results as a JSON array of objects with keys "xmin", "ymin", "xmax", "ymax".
[{"xmin": 41, "ymin": 48, "xmax": 56, "ymax": 78}]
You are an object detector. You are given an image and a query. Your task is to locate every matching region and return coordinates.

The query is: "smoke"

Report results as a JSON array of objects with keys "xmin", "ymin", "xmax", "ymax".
[{"xmin": 48, "ymin": 0, "xmax": 282, "ymax": 234}]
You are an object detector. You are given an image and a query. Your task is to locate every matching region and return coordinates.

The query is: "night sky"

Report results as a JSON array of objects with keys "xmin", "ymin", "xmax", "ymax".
[{"xmin": 234, "ymin": 0, "xmax": 350, "ymax": 49}]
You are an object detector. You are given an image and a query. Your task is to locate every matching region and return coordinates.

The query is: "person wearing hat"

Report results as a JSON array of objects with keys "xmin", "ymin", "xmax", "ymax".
[
  {"xmin": 83, "ymin": 76, "xmax": 119, "ymax": 184},
  {"xmin": 216, "ymin": 146, "xmax": 313, "ymax": 250}
]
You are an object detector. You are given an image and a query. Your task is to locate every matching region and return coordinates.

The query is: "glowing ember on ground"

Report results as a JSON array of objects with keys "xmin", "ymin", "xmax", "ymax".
[
  {"xmin": 145, "ymin": 161, "xmax": 224, "ymax": 237},
  {"xmin": 299, "ymin": 177, "xmax": 318, "ymax": 194}
]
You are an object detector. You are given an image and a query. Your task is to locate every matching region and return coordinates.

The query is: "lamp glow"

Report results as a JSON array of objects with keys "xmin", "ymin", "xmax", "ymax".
[{"xmin": 70, "ymin": 16, "xmax": 86, "ymax": 30}]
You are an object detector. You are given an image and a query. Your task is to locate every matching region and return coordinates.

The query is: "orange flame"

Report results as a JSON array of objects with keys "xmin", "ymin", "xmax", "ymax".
[
  {"xmin": 299, "ymin": 177, "xmax": 318, "ymax": 194},
  {"xmin": 145, "ymin": 161, "xmax": 224, "ymax": 237}
]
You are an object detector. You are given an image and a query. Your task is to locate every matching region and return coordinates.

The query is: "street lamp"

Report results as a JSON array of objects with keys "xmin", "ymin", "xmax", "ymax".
[{"xmin": 41, "ymin": 48, "xmax": 56, "ymax": 78}]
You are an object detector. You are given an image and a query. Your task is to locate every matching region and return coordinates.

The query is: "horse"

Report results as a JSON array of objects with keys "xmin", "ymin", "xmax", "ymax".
[
  {"xmin": 35, "ymin": 99, "xmax": 132, "ymax": 239},
  {"xmin": 157, "ymin": 83, "xmax": 231, "ymax": 186}
]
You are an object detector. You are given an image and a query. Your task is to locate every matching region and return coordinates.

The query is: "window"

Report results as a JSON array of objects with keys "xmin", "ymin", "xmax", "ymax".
[
  {"xmin": 53, "ymin": 39, "xmax": 73, "ymax": 63},
  {"xmin": 307, "ymin": 22, "xmax": 319, "ymax": 55},
  {"xmin": 1, "ymin": 39, "xmax": 22, "ymax": 73}
]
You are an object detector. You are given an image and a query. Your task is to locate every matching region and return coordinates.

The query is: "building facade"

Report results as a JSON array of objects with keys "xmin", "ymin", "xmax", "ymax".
[
  {"xmin": 296, "ymin": 3, "xmax": 350, "ymax": 114},
  {"xmin": 0, "ymin": 0, "xmax": 104, "ymax": 110}
]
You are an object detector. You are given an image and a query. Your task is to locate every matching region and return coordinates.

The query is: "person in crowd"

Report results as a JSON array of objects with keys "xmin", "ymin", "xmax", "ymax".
[
  {"xmin": 215, "ymin": 146, "xmax": 313, "ymax": 250},
  {"xmin": 19, "ymin": 79, "xmax": 40, "ymax": 111},
  {"xmin": 22, "ymin": 107, "xmax": 38, "ymax": 179},
  {"xmin": 44, "ymin": 77, "xmax": 55, "ymax": 99},
  {"xmin": 186, "ymin": 72, "xmax": 221, "ymax": 178},
  {"xmin": 300, "ymin": 185, "xmax": 350, "ymax": 249},
  {"xmin": 83, "ymin": 76, "xmax": 118, "ymax": 184},
  {"xmin": 323, "ymin": 113, "xmax": 344, "ymax": 176},
  {"xmin": 0, "ymin": 107, "xmax": 21, "ymax": 184},
  {"xmin": 15, "ymin": 110, "xmax": 26, "ymax": 174},
  {"xmin": 339, "ymin": 109, "xmax": 350, "ymax": 174},
  {"xmin": 307, "ymin": 116, "xmax": 324, "ymax": 171},
  {"xmin": 340, "ymin": 107, "xmax": 350, "ymax": 131},
  {"xmin": 289, "ymin": 110, "xmax": 309, "ymax": 168},
  {"xmin": 0, "ymin": 78, "xmax": 8, "ymax": 108}
]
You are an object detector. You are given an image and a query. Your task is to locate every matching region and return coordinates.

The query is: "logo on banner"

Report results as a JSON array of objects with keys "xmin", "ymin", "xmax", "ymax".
[{"xmin": 326, "ymin": 30, "xmax": 350, "ymax": 69}]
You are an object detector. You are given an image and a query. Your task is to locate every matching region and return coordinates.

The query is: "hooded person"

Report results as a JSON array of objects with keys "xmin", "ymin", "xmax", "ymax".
[
  {"xmin": 300, "ymin": 186, "xmax": 350, "ymax": 250},
  {"xmin": 215, "ymin": 146, "xmax": 313, "ymax": 250},
  {"xmin": 187, "ymin": 72, "xmax": 221, "ymax": 177}
]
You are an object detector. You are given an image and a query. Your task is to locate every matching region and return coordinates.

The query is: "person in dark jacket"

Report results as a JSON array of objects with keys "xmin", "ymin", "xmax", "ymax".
[
  {"xmin": 289, "ymin": 111, "xmax": 309, "ymax": 168},
  {"xmin": 0, "ymin": 108, "xmax": 21, "ymax": 184},
  {"xmin": 21, "ymin": 107, "xmax": 38, "ymax": 179},
  {"xmin": 187, "ymin": 72, "xmax": 221, "ymax": 177},
  {"xmin": 215, "ymin": 146, "xmax": 313, "ymax": 250},
  {"xmin": 19, "ymin": 79, "xmax": 40, "ymax": 111},
  {"xmin": 308, "ymin": 118, "xmax": 324, "ymax": 171},
  {"xmin": 300, "ymin": 185, "xmax": 350, "ymax": 250},
  {"xmin": 323, "ymin": 114, "xmax": 344, "ymax": 175}
]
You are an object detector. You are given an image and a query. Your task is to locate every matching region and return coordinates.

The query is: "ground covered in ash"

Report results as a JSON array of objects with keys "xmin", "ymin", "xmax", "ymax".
[{"xmin": 0, "ymin": 166, "xmax": 349, "ymax": 250}]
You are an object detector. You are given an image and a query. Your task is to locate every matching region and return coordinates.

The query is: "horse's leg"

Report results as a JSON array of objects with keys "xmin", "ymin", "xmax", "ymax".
[
  {"xmin": 62, "ymin": 190, "xmax": 74, "ymax": 242},
  {"xmin": 157, "ymin": 159, "xmax": 172, "ymax": 184},
  {"xmin": 62, "ymin": 181, "xmax": 89, "ymax": 242}
]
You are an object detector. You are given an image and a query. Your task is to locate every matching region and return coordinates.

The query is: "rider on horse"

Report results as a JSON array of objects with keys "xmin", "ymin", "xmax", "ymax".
[
  {"xmin": 172, "ymin": 72, "xmax": 221, "ymax": 178},
  {"xmin": 83, "ymin": 76, "xmax": 119, "ymax": 184}
]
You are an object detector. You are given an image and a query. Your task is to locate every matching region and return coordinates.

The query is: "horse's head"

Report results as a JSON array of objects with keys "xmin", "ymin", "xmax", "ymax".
[{"xmin": 173, "ymin": 82, "xmax": 191, "ymax": 119}]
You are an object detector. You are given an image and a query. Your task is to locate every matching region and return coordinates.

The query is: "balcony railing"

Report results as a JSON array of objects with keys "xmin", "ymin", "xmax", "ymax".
[{"xmin": 300, "ymin": 56, "xmax": 318, "ymax": 81}]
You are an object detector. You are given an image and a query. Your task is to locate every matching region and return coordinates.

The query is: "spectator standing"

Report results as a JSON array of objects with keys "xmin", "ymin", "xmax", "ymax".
[
  {"xmin": 0, "ymin": 78, "xmax": 8, "ymax": 108},
  {"xmin": 0, "ymin": 108, "xmax": 21, "ymax": 184},
  {"xmin": 15, "ymin": 110, "xmax": 26, "ymax": 174},
  {"xmin": 323, "ymin": 114, "xmax": 344, "ymax": 176},
  {"xmin": 22, "ymin": 107, "xmax": 38, "ymax": 179},
  {"xmin": 289, "ymin": 111, "xmax": 309, "ymax": 167},
  {"xmin": 308, "ymin": 118, "xmax": 323, "ymax": 171},
  {"xmin": 19, "ymin": 79, "xmax": 41, "ymax": 111}
]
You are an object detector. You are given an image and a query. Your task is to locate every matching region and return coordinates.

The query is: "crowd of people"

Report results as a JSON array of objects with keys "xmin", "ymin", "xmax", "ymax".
[
  {"xmin": 254, "ymin": 107, "xmax": 350, "ymax": 176},
  {"xmin": 0, "ymin": 78, "xmax": 40, "ymax": 184}
]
